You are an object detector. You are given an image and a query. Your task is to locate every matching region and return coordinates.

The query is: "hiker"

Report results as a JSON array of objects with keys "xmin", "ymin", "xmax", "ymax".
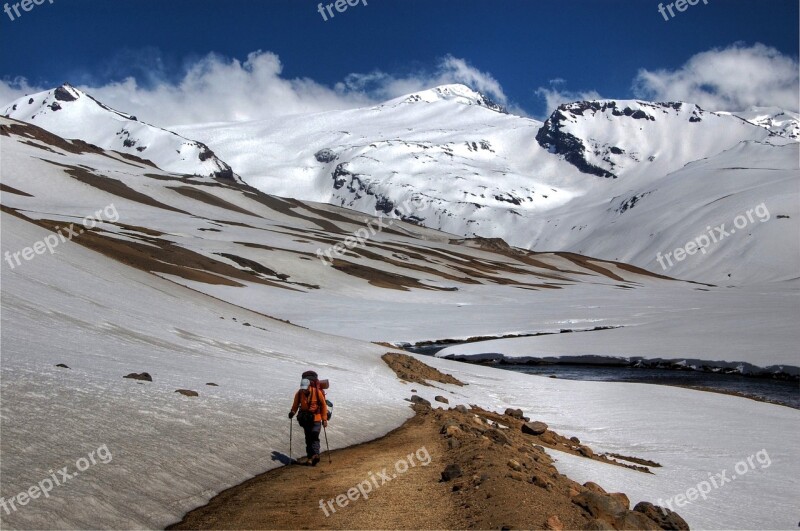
[{"xmin": 288, "ymin": 377, "xmax": 328, "ymax": 465}]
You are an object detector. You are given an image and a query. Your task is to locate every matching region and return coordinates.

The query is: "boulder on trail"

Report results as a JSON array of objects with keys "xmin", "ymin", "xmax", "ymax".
[
  {"xmin": 441, "ymin": 464, "xmax": 463, "ymax": 482},
  {"xmin": 522, "ymin": 421, "xmax": 548, "ymax": 436},
  {"xmin": 409, "ymin": 395, "xmax": 431, "ymax": 407},
  {"xmin": 504, "ymin": 407, "xmax": 524, "ymax": 419}
]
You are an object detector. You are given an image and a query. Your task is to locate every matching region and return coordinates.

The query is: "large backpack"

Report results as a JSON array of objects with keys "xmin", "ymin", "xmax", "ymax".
[{"xmin": 302, "ymin": 371, "xmax": 333, "ymax": 420}]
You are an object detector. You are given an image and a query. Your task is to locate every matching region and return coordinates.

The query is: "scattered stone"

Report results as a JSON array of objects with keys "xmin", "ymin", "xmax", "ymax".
[
  {"xmin": 570, "ymin": 436, "xmax": 581, "ymax": 444},
  {"xmin": 545, "ymin": 514, "xmax": 564, "ymax": 531},
  {"xmin": 440, "ymin": 419, "xmax": 460, "ymax": 434},
  {"xmin": 441, "ymin": 464, "xmax": 463, "ymax": 482},
  {"xmin": 507, "ymin": 459, "xmax": 523, "ymax": 472},
  {"xmin": 434, "ymin": 395, "xmax": 449, "ymax": 404},
  {"xmin": 533, "ymin": 445, "xmax": 546, "ymax": 452},
  {"xmin": 633, "ymin": 502, "xmax": 690, "ymax": 530},
  {"xmin": 507, "ymin": 471, "xmax": 526, "ymax": 482},
  {"xmin": 124, "ymin": 372, "xmax": 152, "ymax": 382},
  {"xmin": 578, "ymin": 446, "xmax": 594, "ymax": 458},
  {"xmin": 175, "ymin": 389, "xmax": 199, "ymax": 397},
  {"xmin": 447, "ymin": 438, "xmax": 461, "ymax": 450},
  {"xmin": 411, "ymin": 389, "xmax": 417, "ymax": 393},
  {"xmin": 522, "ymin": 421, "xmax": 548, "ymax": 436},
  {"xmin": 531, "ymin": 473, "xmax": 553, "ymax": 490},
  {"xmin": 409, "ymin": 395, "xmax": 431, "ymax": 407},
  {"xmin": 454, "ymin": 404, "xmax": 469, "ymax": 413},
  {"xmin": 504, "ymin": 407, "xmax": 524, "ymax": 419},
  {"xmin": 444, "ymin": 425, "xmax": 462, "ymax": 437},
  {"xmin": 486, "ymin": 428, "xmax": 512, "ymax": 446},
  {"xmin": 55, "ymin": 363, "xmax": 70, "ymax": 369},
  {"xmin": 583, "ymin": 482, "xmax": 607, "ymax": 494},
  {"xmin": 206, "ymin": 382, "xmax": 219, "ymax": 386}
]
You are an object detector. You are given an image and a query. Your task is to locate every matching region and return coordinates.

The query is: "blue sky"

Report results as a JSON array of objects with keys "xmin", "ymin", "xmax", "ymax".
[{"xmin": 1, "ymin": 0, "xmax": 797, "ymax": 122}]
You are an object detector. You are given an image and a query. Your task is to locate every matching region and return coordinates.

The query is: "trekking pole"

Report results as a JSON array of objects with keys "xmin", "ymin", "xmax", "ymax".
[
  {"xmin": 289, "ymin": 417, "xmax": 293, "ymax": 464},
  {"xmin": 323, "ymin": 424, "xmax": 332, "ymax": 463}
]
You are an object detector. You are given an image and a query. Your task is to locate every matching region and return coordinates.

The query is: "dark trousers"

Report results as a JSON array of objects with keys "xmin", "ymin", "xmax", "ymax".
[{"xmin": 303, "ymin": 421, "xmax": 321, "ymax": 458}]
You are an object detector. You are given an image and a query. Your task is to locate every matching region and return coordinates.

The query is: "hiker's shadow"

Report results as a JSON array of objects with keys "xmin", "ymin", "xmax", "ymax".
[{"xmin": 271, "ymin": 451, "xmax": 293, "ymax": 465}]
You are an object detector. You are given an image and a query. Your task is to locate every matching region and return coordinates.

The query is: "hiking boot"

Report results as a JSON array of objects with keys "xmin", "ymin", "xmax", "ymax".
[{"xmin": 311, "ymin": 454, "xmax": 320, "ymax": 466}]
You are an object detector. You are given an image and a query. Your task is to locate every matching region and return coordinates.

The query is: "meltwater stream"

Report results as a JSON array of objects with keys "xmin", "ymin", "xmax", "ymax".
[{"xmin": 403, "ymin": 345, "xmax": 799, "ymax": 409}]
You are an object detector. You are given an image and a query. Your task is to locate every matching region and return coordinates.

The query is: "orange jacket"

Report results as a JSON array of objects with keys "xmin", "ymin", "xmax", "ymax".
[{"xmin": 291, "ymin": 387, "xmax": 328, "ymax": 423}]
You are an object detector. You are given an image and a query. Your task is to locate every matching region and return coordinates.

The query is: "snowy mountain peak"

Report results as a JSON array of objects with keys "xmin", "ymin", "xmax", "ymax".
[
  {"xmin": 2, "ymin": 85, "xmax": 240, "ymax": 182},
  {"xmin": 389, "ymin": 84, "xmax": 506, "ymax": 113},
  {"xmin": 535, "ymin": 98, "xmax": 781, "ymax": 179}
]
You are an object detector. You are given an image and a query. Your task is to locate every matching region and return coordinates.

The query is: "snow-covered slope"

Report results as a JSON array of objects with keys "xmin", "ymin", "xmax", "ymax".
[
  {"xmin": 174, "ymin": 86, "xmax": 798, "ymax": 284},
  {"xmin": 729, "ymin": 107, "xmax": 800, "ymax": 140},
  {"xmin": 2, "ymin": 84, "xmax": 239, "ymax": 182},
  {"xmin": 2, "ymin": 116, "xmax": 798, "ymax": 530}
]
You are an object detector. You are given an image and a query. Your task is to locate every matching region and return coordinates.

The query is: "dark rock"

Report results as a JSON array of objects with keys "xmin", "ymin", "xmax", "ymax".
[
  {"xmin": 530, "ymin": 473, "xmax": 553, "ymax": 490},
  {"xmin": 447, "ymin": 438, "xmax": 461, "ymax": 450},
  {"xmin": 314, "ymin": 148, "xmax": 338, "ymax": 163},
  {"xmin": 570, "ymin": 436, "xmax": 581, "ymax": 444},
  {"xmin": 486, "ymin": 428, "xmax": 512, "ymax": 446},
  {"xmin": 175, "ymin": 389, "xmax": 199, "ymax": 397},
  {"xmin": 124, "ymin": 372, "xmax": 152, "ymax": 382},
  {"xmin": 434, "ymin": 395, "xmax": 449, "ymax": 404},
  {"xmin": 522, "ymin": 421, "xmax": 548, "ymax": 436},
  {"xmin": 410, "ymin": 395, "xmax": 431, "ymax": 407},
  {"xmin": 55, "ymin": 363, "xmax": 70, "ymax": 369},
  {"xmin": 206, "ymin": 382, "xmax": 219, "ymax": 386},
  {"xmin": 633, "ymin": 502, "xmax": 690, "ymax": 530},
  {"xmin": 441, "ymin": 464, "xmax": 463, "ymax": 482},
  {"xmin": 54, "ymin": 85, "xmax": 78, "ymax": 102},
  {"xmin": 504, "ymin": 407, "xmax": 524, "ymax": 419},
  {"xmin": 454, "ymin": 404, "xmax": 469, "ymax": 413}
]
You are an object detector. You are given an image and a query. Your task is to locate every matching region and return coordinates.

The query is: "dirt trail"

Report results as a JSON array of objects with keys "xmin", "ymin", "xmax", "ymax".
[
  {"xmin": 168, "ymin": 409, "xmax": 459, "ymax": 530},
  {"xmin": 168, "ymin": 354, "xmax": 689, "ymax": 530}
]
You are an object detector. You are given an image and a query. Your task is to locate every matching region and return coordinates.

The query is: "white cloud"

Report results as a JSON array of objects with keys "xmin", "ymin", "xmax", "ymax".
[
  {"xmin": 633, "ymin": 43, "xmax": 799, "ymax": 112},
  {"xmin": 339, "ymin": 54, "xmax": 507, "ymax": 104},
  {"xmin": 534, "ymin": 80, "xmax": 603, "ymax": 119},
  {"xmin": 0, "ymin": 51, "xmax": 509, "ymax": 127}
]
